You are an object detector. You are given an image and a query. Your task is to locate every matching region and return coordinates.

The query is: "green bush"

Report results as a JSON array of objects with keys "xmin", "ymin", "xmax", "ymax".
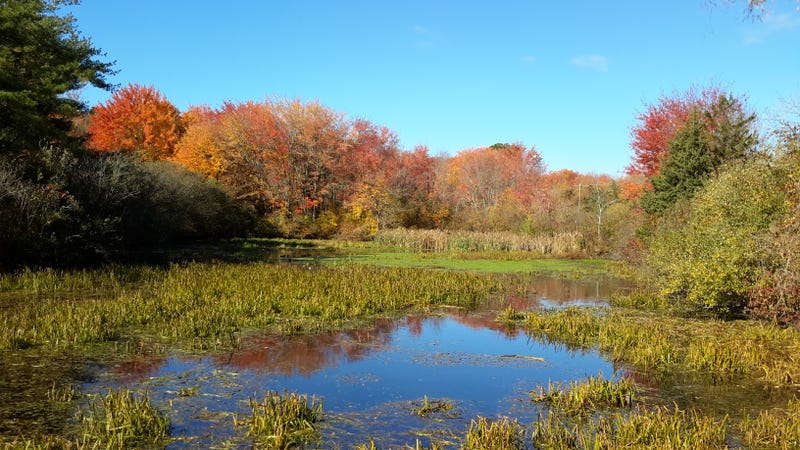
[{"xmin": 646, "ymin": 157, "xmax": 787, "ymax": 317}]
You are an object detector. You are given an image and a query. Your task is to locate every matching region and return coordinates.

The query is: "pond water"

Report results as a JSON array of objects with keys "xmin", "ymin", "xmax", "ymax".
[{"xmin": 80, "ymin": 275, "xmax": 628, "ymax": 448}]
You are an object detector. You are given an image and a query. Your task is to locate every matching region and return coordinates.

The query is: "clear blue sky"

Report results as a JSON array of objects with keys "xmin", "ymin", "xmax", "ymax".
[{"xmin": 70, "ymin": 1, "xmax": 800, "ymax": 175}]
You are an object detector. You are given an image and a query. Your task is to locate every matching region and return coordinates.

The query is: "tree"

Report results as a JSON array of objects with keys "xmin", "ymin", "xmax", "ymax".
[
  {"xmin": 0, "ymin": 0, "xmax": 113, "ymax": 154},
  {"xmin": 640, "ymin": 112, "xmax": 714, "ymax": 214},
  {"xmin": 639, "ymin": 93, "xmax": 759, "ymax": 215},
  {"xmin": 627, "ymin": 87, "xmax": 722, "ymax": 178},
  {"xmin": 87, "ymin": 84, "xmax": 184, "ymax": 160}
]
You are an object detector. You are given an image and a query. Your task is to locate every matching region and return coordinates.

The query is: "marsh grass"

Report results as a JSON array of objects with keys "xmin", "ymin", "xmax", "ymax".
[
  {"xmin": 739, "ymin": 397, "xmax": 800, "ymax": 449},
  {"xmin": 373, "ymin": 228, "xmax": 583, "ymax": 256},
  {"xmin": 532, "ymin": 406, "xmax": 728, "ymax": 449},
  {"xmin": 522, "ymin": 307, "xmax": 800, "ymax": 385},
  {"xmin": 463, "ymin": 416, "xmax": 526, "ymax": 450},
  {"xmin": 1, "ymin": 262, "xmax": 514, "ymax": 351},
  {"xmin": 79, "ymin": 388, "xmax": 169, "ymax": 449},
  {"xmin": 240, "ymin": 391, "xmax": 322, "ymax": 449},
  {"xmin": 532, "ymin": 374, "xmax": 638, "ymax": 415}
]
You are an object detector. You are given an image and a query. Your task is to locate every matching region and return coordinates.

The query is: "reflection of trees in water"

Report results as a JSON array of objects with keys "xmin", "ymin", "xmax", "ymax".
[{"xmin": 222, "ymin": 316, "xmax": 431, "ymax": 377}]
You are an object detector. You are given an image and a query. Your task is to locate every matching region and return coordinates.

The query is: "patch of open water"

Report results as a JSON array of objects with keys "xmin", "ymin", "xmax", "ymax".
[{"xmin": 83, "ymin": 275, "xmax": 627, "ymax": 448}]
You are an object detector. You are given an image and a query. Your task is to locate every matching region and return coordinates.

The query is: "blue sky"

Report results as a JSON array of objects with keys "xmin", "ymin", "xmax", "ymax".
[{"xmin": 70, "ymin": 1, "xmax": 800, "ymax": 175}]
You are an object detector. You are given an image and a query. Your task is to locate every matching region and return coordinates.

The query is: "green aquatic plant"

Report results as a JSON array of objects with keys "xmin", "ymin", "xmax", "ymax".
[
  {"xmin": 241, "ymin": 391, "xmax": 322, "ymax": 449},
  {"xmin": 739, "ymin": 397, "xmax": 800, "ymax": 449},
  {"xmin": 532, "ymin": 374, "xmax": 638, "ymax": 415},
  {"xmin": 80, "ymin": 388, "xmax": 170, "ymax": 449},
  {"xmin": 463, "ymin": 416, "xmax": 526, "ymax": 450}
]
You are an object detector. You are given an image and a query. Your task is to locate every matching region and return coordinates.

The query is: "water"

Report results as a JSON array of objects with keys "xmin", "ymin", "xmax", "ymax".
[{"xmin": 81, "ymin": 275, "xmax": 626, "ymax": 448}]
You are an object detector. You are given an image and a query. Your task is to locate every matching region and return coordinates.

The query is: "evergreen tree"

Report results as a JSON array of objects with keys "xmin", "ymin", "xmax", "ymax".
[{"xmin": 0, "ymin": 0, "xmax": 114, "ymax": 154}]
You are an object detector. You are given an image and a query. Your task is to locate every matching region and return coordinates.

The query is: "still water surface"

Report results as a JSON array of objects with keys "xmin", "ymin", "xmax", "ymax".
[{"xmin": 85, "ymin": 275, "xmax": 627, "ymax": 448}]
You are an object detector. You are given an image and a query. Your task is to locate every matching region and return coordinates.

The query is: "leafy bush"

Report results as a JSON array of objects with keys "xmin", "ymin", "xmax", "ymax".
[{"xmin": 646, "ymin": 157, "xmax": 787, "ymax": 317}]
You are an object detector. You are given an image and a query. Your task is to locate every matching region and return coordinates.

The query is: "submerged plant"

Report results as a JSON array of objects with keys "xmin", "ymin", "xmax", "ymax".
[
  {"xmin": 411, "ymin": 396, "xmax": 457, "ymax": 419},
  {"xmin": 242, "ymin": 391, "xmax": 322, "ymax": 449},
  {"xmin": 80, "ymin": 388, "xmax": 170, "ymax": 449}
]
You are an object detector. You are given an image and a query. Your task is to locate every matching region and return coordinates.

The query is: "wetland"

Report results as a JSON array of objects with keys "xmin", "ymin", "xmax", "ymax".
[{"xmin": 1, "ymin": 240, "xmax": 798, "ymax": 449}]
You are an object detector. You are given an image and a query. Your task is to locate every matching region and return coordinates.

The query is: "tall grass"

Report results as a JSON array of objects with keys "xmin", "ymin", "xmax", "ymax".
[
  {"xmin": 532, "ymin": 374, "xmax": 638, "ymax": 415},
  {"xmin": 463, "ymin": 416, "xmax": 527, "ymax": 450},
  {"xmin": 374, "ymin": 228, "xmax": 583, "ymax": 256},
  {"xmin": 0, "ymin": 262, "xmax": 513, "ymax": 350},
  {"xmin": 520, "ymin": 307, "xmax": 800, "ymax": 385},
  {"xmin": 240, "ymin": 391, "xmax": 322, "ymax": 449},
  {"xmin": 79, "ymin": 389, "xmax": 170, "ymax": 449},
  {"xmin": 739, "ymin": 397, "xmax": 800, "ymax": 449}
]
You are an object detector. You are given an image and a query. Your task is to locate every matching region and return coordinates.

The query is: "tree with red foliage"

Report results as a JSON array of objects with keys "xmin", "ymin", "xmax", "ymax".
[
  {"xmin": 627, "ymin": 87, "xmax": 722, "ymax": 178},
  {"xmin": 87, "ymin": 84, "xmax": 183, "ymax": 160}
]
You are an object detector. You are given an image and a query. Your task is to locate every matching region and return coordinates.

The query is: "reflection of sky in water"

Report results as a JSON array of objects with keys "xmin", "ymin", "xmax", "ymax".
[{"xmin": 84, "ymin": 276, "xmax": 625, "ymax": 448}]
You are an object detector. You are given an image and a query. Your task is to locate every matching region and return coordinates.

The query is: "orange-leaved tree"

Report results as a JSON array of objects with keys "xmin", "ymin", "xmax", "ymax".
[{"xmin": 87, "ymin": 84, "xmax": 184, "ymax": 160}]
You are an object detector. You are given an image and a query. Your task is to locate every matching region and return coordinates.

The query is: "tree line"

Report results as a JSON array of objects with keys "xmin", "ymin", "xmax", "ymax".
[{"xmin": 3, "ymin": 0, "xmax": 800, "ymax": 325}]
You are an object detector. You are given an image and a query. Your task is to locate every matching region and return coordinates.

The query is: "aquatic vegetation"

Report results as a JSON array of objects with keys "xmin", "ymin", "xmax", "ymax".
[
  {"xmin": 522, "ymin": 307, "xmax": 800, "ymax": 385},
  {"xmin": 0, "ymin": 262, "xmax": 513, "ymax": 351},
  {"xmin": 411, "ymin": 396, "xmax": 457, "ymax": 419},
  {"xmin": 80, "ymin": 388, "xmax": 170, "ymax": 449},
  {"xmin": 532, "ymin": 374, "xmax": 638, "ymax": 415},
  {"xmin": 739, "ymin": 397, "xmax": 800, "ymax": 449},
  {"xmin": 609, "ymin": 290, "xmax": 671, "ymax": 310},
  {"xmin": 240, "ymin": 391, "xmax": 322, "ymax": 449},
  {"xmin": 532, "ymin": 406, "xmax": 728, "ymax": 449},
  {"xmin": 463, "ymin": 416, "xmax": 526, "ymax": 450}
]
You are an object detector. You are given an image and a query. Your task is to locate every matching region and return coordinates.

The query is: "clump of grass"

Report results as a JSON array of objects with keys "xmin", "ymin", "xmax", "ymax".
[
  {"xmin": 80, "ymin": 388, "xmax": 170, "ymax": 449},
  {"xmin": 532, "ymin": 374, "xmax": 638, "ymax": 415},
  {"xmin": 496, "ymin": 305, "xmax": 525, "ymax": 323},
  {"xmin": 740, "ymin": 397, "xmax": 800, "ymax": 448},
  {"xmin": 240, "ymin": 391, "xmax": 322, "ymax": 449},
  {"xmin": 532, "ymin": 406, "xmax": 728, "ymax": 449},
  {"xmin": 354, "ymin": 438, "xmax": 446, "ymax": 450},
  {"xmin": 463, "ymin": 416, "xmax": 526, "ymax": 450},
  {"xmin": 609, "ymin": 290, "xmax": 671, "ymax": 310},
  {"xmin": 593, "ymin": 406, "xmax": 728, "ymax": 449},
  {"xmin": 411, "ymin": 396, "xmax": 457, "ymax": 419}
]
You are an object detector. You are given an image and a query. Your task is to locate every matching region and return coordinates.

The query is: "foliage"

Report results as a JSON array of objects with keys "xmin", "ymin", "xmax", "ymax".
[
  {"xmin": 646, "ymin": 157, "xmax": 788, "ymax": 317},
  {"xmin": 532, "ymin": 374, "xmax": 638, "ymax": 415},
  {"xmin": 739, "ymin": 398, "xmax": 800, "ymax": 449},
  {"xmin": 373, "ymin": 228, "xmax": 582, "ymax": 256},
  {"xmin": 86, "ymin": 84, "xmax": 184, "ymax": 160},
  {"xmin": 0, "ymin": 0, "xmax": 113, "ymax": 154}
]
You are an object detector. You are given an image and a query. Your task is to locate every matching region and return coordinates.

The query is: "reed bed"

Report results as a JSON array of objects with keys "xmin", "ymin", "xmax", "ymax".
[
  {"xmin": 0, "ymin": 262, "xmax": 511, "ymax": 351},
  {"xmin": 240, "ymin": 391, "xmax": 322, "ymax": 449},
  {"xmin": 531, "ymin": 374, "xmax": 638, "ymax": 415},
  {"xmin": 520, "ymin": 307, "xmax": 800, "ymax": 386},
  {"xmin": 463, "ymin": 416, "xmax": 527, "ymax": 450},
  {"xmin": 532, "ymin": 406, "xmax": 728, "ymax": 449},
  {"xmin": 79, "ymin": 388, "xmax": 170, "ymax": 449},
  {"xmin": 739, "ymin": 397, "xmax": 800, "ymax": 449},
  {"xmin": 373, "ymin": 228, "xmax": 583, "ymax": 256}
]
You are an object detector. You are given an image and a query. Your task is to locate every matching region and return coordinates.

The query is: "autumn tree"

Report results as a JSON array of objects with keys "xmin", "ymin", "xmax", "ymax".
[
  {"xmin": 0, "ymin": 0, "xmax": 113, "ymax": 154},
  {"xmin": 439, "ymin": 143, "xmax": 544, "ymax": 230},
  {"xmin": 87, "ymin": 84, "xmax": 184, "ymax": 160},
  {"xmin": 627, "ymin": 87, "xmax": 723, "ymax": 179},
  {"xmin": 640, "ymin": 94, "xmax": 758, "ymax": 215}
]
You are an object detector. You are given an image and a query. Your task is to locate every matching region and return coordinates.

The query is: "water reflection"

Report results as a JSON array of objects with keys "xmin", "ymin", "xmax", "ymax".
[{"xmin": 83, "ymin": 275, "xmax": 628, "ymax": 448}]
